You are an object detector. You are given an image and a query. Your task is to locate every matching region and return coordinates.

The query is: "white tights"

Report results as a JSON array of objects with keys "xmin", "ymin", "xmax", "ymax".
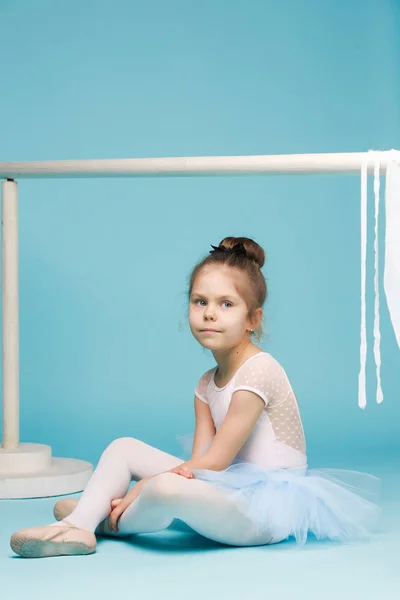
[{"xmin": 63, "ymin": 437, "xmax": 275, "ymax": 547}]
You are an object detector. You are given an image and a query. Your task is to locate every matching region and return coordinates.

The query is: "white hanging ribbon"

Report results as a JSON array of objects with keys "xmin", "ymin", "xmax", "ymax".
[
  {"xmin": 373, "ymin": 156, "xmax": 383, "ymax": 405},
  {"xmin": 359, "ymin": 149, "xmax": 400, "ymax": 408}
]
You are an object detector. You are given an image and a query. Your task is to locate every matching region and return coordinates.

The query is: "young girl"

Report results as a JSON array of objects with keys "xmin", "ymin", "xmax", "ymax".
[{"xmin": 10, "ymin": 237, "xmax": 380, "ymax": 558}]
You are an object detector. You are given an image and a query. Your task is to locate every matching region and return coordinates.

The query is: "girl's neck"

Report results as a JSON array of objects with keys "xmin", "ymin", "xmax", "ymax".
[{"xmin": 213, "ymin": 340, "xmax": 262, "ymax": 381}]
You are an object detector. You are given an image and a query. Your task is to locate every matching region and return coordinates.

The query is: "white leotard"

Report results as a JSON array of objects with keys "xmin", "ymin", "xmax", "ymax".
[{"xmin": 194, "ymin": 352, "xmax": 307, "ymax": 469}]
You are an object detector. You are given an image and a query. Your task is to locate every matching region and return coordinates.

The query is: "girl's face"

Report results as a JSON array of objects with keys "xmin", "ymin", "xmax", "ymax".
[{"xmin": 189, "ymin": 266, "xmax": 255, "ymax": 349}]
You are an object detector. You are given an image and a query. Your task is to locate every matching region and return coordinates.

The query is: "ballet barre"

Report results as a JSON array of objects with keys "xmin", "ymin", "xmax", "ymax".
[{"xmin": 0, "ymin": 151, "xmax": 397, "ymax": 178}]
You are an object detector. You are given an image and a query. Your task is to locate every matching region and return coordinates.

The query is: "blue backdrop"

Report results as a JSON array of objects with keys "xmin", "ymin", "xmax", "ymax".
[{"xmin": 0, "ymin": 0, "xmax": 399, "ymax": 468}]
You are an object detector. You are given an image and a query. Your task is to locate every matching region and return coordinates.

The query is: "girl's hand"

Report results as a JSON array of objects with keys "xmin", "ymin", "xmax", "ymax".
[
  {"xmin": 108, "ymin": 478, "xmax": 149, "ymax": 533},
  {"xmin": 108, "ymin": 468, "xmax": 195, "ymax": 533},
  {"xmin": 169, "ymin": 466, "xmax": 195, "ymax": 479}
]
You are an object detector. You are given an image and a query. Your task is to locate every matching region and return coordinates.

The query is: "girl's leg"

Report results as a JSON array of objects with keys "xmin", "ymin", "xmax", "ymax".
[
  {"xmin": 59, "ymin": 437, "xmax": 183, "ymax": 533},
  {"xmin": 55, "ymin": 437, "xmax": 282, "ymax": 547},
  {"xmin": 117, "ymin": 473, "xmax": 283, "ymax": 547}
]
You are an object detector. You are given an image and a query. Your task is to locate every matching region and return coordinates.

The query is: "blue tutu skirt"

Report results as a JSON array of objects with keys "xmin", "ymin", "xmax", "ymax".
[{"xmin": 190, "ymin": 459, "xmax": 381, "ymax": 545}]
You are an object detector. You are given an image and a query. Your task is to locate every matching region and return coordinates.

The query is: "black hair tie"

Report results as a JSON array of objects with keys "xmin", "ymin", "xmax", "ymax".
[{"xmin": 209, "ymin": 241, "xmax": 247, "ymax": 258}]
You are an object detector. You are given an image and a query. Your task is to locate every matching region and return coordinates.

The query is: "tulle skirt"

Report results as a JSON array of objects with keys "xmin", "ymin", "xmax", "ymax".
[{"xmin": 191, "ymin": 459, "xmax": 381, "ymax": 545}]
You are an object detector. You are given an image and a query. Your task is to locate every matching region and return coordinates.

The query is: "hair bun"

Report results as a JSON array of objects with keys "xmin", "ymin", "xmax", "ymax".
[{"xmin": 220, "ymin": 237, "xmax": 265, "ymax": 269}]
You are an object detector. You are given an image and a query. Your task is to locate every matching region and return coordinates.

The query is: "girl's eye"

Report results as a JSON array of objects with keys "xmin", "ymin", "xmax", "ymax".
[{"xmin": 194, "ymin": 300, "xmax": 232, "ymax": 308}]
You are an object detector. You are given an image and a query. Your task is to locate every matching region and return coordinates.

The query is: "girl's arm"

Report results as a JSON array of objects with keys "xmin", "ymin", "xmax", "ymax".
[
  {"xmin": 191, "ymin": 395, "xmax": 216, "ymax": 458},
  {"xmin": 170, "ymin": 390, "xmax": 265, "ymax": 473}
]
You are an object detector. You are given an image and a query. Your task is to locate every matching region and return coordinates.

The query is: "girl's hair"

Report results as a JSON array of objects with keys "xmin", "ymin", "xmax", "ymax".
[{"xmin": 187, "ymin": 236, "xmax": 268, "ymax": 344}]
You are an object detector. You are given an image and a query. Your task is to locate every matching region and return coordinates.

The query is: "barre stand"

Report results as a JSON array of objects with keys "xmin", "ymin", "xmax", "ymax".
[{"xmin": 0, "ymin": 179, "xmax": 93, "ymax": 499}]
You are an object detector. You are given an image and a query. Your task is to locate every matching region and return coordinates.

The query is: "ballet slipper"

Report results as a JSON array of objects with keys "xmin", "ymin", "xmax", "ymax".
[
  {"xmin": 53, "ymin": 498, "xmax": 79, "ymax": 522},
  {"xmin": 10, "ymin": 520, "xmax": 96, "ymax": 558}
]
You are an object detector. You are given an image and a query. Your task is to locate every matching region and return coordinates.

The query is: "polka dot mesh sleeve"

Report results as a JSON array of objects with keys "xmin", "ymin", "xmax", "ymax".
[
  {"xmin": 232, "ymin": 355, "xmax": 306, "ymax": 454},
  {"xmin": 194, "ymin": 370, "xmax": 212, "ymax": 404}
]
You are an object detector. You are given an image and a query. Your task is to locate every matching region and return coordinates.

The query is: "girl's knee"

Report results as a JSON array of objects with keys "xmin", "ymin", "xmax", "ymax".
[
  {"xmin": 142, "ymin": 472, "xmax": 184, "ymax": 500},
  {"xmin": 104, "ymin": 436, "xmax": 139, "ymax": 456},
  {"xmin": 108, "ymin": 436, "xmax": 138, "ymax": 449}
]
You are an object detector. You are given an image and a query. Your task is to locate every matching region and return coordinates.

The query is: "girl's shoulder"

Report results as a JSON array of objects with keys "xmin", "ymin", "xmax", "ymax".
[
  {"xmin": 197, "ymin": 366, "xmax": 217, "ymax": 387},
  {"xmin": 232, "ymin": 352, "xmax": 294, "ymax": 402},
  {"xmin": 194, "ymin": 367, "xmax": 216, "ymax": 403}
]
